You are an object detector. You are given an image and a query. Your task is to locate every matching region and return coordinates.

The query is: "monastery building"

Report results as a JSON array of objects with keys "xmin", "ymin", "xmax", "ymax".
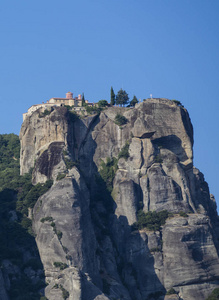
[{"xmin": 23, "ymin": 92, "xmax": 93, "ymax": 121}]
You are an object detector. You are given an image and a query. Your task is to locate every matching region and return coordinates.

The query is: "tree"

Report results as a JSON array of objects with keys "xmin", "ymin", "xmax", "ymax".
[
  {"xmin": 98, "ymin": 100, "xmax": 108, "ymax": 108},
  {"xmin": 116, "ymin": 89, "xmax": 129, "ymax": 106},
  {"xmin": 110, "ymin": 87, "xmax": 115, "ymax": 106},
  {"xmin": 82, "ymin": 93, "xmax": 85, "ymax": 106},
  {"xmin": 130, "ymin": 95, "xmax": 138, "ymax": 107}
]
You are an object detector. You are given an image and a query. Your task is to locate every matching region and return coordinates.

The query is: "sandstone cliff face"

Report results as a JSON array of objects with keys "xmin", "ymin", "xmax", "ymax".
[{"xmin": 20, "ymin": 99, "xmax": 219, "ymax": 300}]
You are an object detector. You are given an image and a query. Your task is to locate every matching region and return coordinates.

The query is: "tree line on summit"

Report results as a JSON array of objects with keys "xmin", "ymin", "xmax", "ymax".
[
  {"xmin": 110, "ymin": 87, "xmax": 138, "ymax": 107},
  {"xmin": 84, "ymin": 87, "xmax": 139, "ymax": 109}
]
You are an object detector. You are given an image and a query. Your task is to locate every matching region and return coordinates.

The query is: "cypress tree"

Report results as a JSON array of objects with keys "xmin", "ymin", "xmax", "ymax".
[
  {"xmin": 110, "ymin": 87, "xmax": 115, "ymax": 106},
  {"xmin": 82, "ymin": 93, "xmax": 85, "ymax": 106},
  {"xmin": 130, "ymin": 95, "xmax": 138, "ymax": 107}
]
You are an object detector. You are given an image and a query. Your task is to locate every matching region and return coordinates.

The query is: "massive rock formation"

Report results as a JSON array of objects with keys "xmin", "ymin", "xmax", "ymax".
[{"xmin": 19, "ymin": 99, "xmax": 219, "ymax": 300}]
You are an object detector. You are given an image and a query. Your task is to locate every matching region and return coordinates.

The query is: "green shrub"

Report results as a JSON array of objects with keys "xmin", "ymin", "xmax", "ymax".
[
  {"xmin": 98, "ymin": 157, "xmax": 118, "ymax": 193},
  {"xmin": 114, "ymin": 113, "xmax": 128, "ymax": 126},
  {"xmin": 51, "ymin": 222, "xmax": 55, "ymax": 227},
  {"xmin": 40, "ymin": 216, "xmax": 53, "ymax": 223},
  {"xmin": 132, "ymin": 210, "xmax": 171, "ymax": 231},
  {"xmin": 63, "ymin": 157, "xmax": 79, "ymax": 170},
  {"xmin": 53, "ymin": 284, "xmax": 59, "ymax": 289},
  {"xmin": 150, "ymin": 247, "xmax": 161, "ymax": 253},
  {"xmin": 39, "ymin": 109, "xmax": 53, "ymax": 118},
  {"xmin": 63, "ymin": 246, "xmax": 68, "ymax": 253},
  {"xmin": 118, "ymin": 141, "xmax": 130, "ymax": 160},
  {"xmin": 166, "ymin": 288, "xmax": 177, "ymax": 295},
  {"xmin": 56, "ymin": 173, "xmax": 66, "ymax": 181},
  {"xmin": 154, "ymin": 154, "xmax": 163, "ymax": 163},
  {"xmin": 172, "ymin": 100, "xmax": 184, "ymax": 107},
  {"xmin": 57, "ymin": 230, "xmax": 63, "ymax": 240},
  {"xmin": 206, "ymin": 288, "xmax": 219, "ymax": 300},
  {"xmin": 53, "ymin": 262, "xmax": 68, "ymax": 270},
  {"xmin": 179, "ymin": 211, "xmax": 188, "ymax": 217},
  {"xmin": 60, "ymin": 284, "xmax": 69, "ymax": 300},
  {"xmin": 21, "ymin": 217, "xmax": 32, "ymax": 230},
  {"xmin": 85, "ymin": 104, "xmax": 102, "ymax": 115}
]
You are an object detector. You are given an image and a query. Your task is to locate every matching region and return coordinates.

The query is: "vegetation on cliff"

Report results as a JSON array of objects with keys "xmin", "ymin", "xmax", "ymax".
[
  {"xmin": 0, "ymin": 134, "xmax": 51, "ymax": 299},
  {"xmin": 132, "ymin": 210, "xmax": 172, "ymax": 231}
]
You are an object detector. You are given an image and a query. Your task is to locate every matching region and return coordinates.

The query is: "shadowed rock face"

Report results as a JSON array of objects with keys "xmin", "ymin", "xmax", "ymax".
[{"xmin": 19, "ymin": 99, "xmax": 219, "ymax": 300}]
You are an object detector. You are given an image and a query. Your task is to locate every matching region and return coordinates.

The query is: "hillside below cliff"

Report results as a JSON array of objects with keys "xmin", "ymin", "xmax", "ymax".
[{"xmin": 16, "ymin": 98, "xmax": 219, "ymax": 300}]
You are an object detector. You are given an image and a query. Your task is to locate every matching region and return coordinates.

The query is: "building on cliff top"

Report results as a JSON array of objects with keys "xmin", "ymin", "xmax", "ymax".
[{"xmin": 23, "ymin": 92, "xmax": 93, "ymax": 121}]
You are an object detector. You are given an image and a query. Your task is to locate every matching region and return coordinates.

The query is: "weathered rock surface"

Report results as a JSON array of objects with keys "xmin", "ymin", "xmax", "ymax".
[{"xmin": 19, "ymin": 98, "xmax": 219, "ymax": 300}]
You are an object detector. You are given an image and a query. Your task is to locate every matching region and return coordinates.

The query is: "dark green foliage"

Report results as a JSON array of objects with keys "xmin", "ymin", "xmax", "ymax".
[
  {"xmin": 63, "ymin": 156, "xmax": 79, "ymax": 170},
  {"xmin": 172, "ymin": 99, "xmax": 184, "ymax": 107},
  {"xmin": 110, "ymin": 86, "xmax": 115, "ymax": 105},
  {"xmin": 50, "ymin": 221, "xmax": 63, "ymax": 240},
  {"xmin": 56, "ymin": 173, "xmax": 66, "ymax": 180},
  {"xmin": 52, "ymin": 284, "xmax": 69, "ymax": 299},
  {"xmin": 166, "ymin": 288, "xmax": 177, "ymax": 295},
  {"xmin": 57, "ymin": 230, "xmax": 63, "ymax": 240},
  {"xmin": 53, "ymin": 262, "xmax": 68, "ymax": 270},
  {"xmin": 114, "ymin": 113, "xmax": 128, "ymax": 126},
  {"xmin": 150, "ymin": 247, "xmax": 161, "ymax": 253},
  {"xmin": 40, "ymin": 297, "xmax": 48, "ymax": 300},
  {"xmin": 116, "ymin": 89, "xmax": 129, "ymax": 106},
  {"xmin": 118, "ymin": 141, "xmax": 130, "ymax": 160},
  {"xmin": 0, "ymin": 134, "xmax": 20, "ymax": 164},
  {"xmin": 17, "ymin": 179, "xmax": 53, "ymax": 215},
  {"xmin": 39, "ymin": 108, "xmax": 53, "ymax": 118},
  {"xmin": 98, "ymin": 100, "xmax": 109, "ymax": 107},
  {"xmin": 132, "ymin": 210, "xmax": 171, "ymax": 231},
  {"xmin": 205, "ymin": 288, "xmax": 219, "ymax": 300},
  {"xmin": 66, "ymin": 254, "xmax": 72, "ymax": 260},
  {"xmin": 64, "ymin": 105, "xmax": 72, "ymax": 110},
  {"xmin": 40, "ymin": 216, "xmax": 53, "ymax": 223},
  {"xmin": 130, "ymin": 95, "xmax": 138, "ymax": 107},
  {"xmin": 99, "ymin": 157, "xmax": 118, "ymax": 193},
  {"xmin": 0, "ymin": 134, "xmax": 52, "ymax": 298},
  {"xmin": 82, "ymin": 93, "xmax": 85, "ymax": 106},
  {"xmin": 138, "ymin": 171, "xmax": 142, "ymax": 178},
  {"xmin": 53, "ymin": 284, "xmax": 59, "ymax": 289},
  {"xmin": 179, "ymin": 211, "xmax": 188, "ymax": 217},
  {"xmin": 93, "ymin": 157, "xmax": 118, "ymax": 216},
  {"xmin": 154, "ymin": 154, "xmax": 163, "ymax": 163},
  {"xmin": 60, "ymin": 284, "xmax": 69, "ymax": 300},
  {"xmin": 63, "ymin": 246, "xmax": 69, "ymax": 253},
  {"xmin": 85, "ymin": 104, "xmax": 102, "ymax": 114},
  {"xmin": 0, "ymin": 134, "xmax": 20, "ymax": 189}
]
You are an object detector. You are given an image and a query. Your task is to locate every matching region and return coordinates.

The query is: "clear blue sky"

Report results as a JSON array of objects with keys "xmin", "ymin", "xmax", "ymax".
[{"xmin": 0, "ymin": 0, "xmax": 219, "ymax": 206}]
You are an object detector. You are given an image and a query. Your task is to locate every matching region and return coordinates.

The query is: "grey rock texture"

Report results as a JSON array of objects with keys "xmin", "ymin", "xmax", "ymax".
[{"xmin": 19, "ymin": 98, "xmax": 219, "ymax": 300}]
